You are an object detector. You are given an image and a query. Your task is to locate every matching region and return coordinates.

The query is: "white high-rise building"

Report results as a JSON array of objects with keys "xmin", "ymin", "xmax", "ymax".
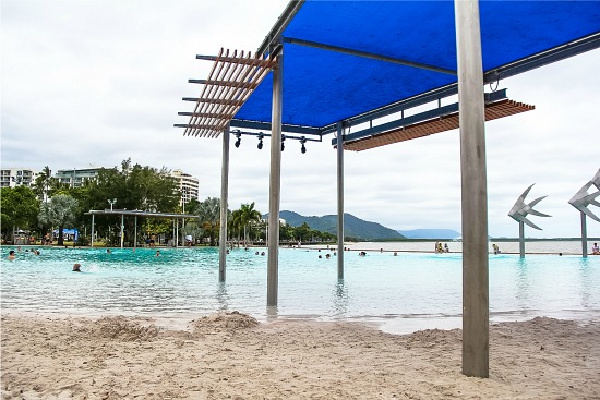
[
  {"xmin": 169, "ymin": 169, "xmax": 200, "ymax": 204},
  {"xmin": 0, "ymin": 168, "xmax": 38, "ymax": 188},
  {"xmin": 55, "ymin": 168, "xmax": 102, "ymax": 188}
]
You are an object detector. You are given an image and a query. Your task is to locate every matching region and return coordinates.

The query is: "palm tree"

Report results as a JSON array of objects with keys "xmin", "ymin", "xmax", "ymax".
[
  {"xmin": 229, "ymin": 209, "xmax": 243, "ymax": 245},
  {"xmin": 38, "ymin": 194, "xmax": 79, "ymax": 245},
  {"xmin": 33, "ymin": 166, "xmax": 53, "ymax": 202},
  {"xmin": 239, "ymin": 203, "xmax": 262, "ymax": 245},
  {"xmin": 195, "ymin": 197, "xmax": 220, "ymax": 246}
]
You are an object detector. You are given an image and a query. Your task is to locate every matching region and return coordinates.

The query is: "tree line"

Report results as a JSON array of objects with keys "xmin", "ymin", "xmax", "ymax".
[{"xmin": 1, "ymin": 159, "xmax": 336, "ymax": 246}]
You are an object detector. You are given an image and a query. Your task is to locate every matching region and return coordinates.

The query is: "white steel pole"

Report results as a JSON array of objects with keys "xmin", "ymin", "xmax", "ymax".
[
  {"xmin": 219, "ymin": 124, "xmax": 230, "ymax": 281},
  {"xmin": 336, "ymin": 122, "xmax": 345, "ymax": 280},
  {"xmin": 519, "ymin": 221, "xmax": 525, "ymax": 258},
  {"xmin": 580, "ymin": 210, "xmax": 588, "ymax": 257},
  {"xmin": 267, "ymin": 51, "xmax": 283, "ymax": 307},
  {"xmin": 120, "ymin": 214, "xmax": 124, "ymax": 248}
]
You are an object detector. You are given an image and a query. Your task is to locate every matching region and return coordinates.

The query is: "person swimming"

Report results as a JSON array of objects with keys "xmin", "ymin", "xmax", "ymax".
[
  {"xmin": 72, "ymin": 263, "xmax": 81, "ymax": 272},
  {"xmin": 8, "ymin": 250, "xmax": 16, "ymax": 260}
]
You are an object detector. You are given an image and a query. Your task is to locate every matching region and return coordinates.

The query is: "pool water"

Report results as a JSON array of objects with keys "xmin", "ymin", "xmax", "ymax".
[{"xmin": 1, "ymin": 246, "xmax": 599, "ymax": 333}]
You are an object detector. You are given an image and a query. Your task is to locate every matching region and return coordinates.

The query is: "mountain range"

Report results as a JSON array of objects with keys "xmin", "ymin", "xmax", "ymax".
[{"xmin": 270, "ymin": 210, "xmax": 460, "ymax": 241}]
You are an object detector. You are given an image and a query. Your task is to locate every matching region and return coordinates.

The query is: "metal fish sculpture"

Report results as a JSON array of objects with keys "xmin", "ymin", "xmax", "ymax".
[
  {"xmin": 508, "ymin": 183, "xmax": 551, "ymax": 230},
  {"xmin": 568, "ymin": 169, "xmax": 600, "ymax": 222}
]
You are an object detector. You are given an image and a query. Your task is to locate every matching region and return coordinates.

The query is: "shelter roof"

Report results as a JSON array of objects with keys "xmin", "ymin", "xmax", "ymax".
[
  {"xmin": 85, "ymin": 209, "xmax": 200, "ymax": 219},
  {"xmin": 229, "ymin": 0, "xmax": 600, "ymax": 131}
]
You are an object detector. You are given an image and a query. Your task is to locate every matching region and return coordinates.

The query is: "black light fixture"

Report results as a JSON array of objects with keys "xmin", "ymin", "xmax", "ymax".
[
  {"xmin": 257, "ymin": 133, "xmax": 264, "ymax": 149},
  {"xmin": 281, "ymin": 135, "xmax": 286, "ymax": 151},
  {"xmin": 300, "ymin": 137, "xmax": 307, "ymax": 154},
  {"xmin": 234, "ymin": 133, "xmax": 241, "ymax": 148}
]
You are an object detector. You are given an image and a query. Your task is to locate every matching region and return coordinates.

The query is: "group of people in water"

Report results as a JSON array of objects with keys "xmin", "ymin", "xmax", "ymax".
[{"xmin": 7, "ymin": 247, "xmax": 40, "ymax": 259}]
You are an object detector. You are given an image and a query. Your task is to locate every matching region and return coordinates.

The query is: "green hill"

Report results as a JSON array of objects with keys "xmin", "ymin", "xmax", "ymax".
[{"xmin": 271, "ymin": 210, "xmax": 405, "ymax": 241}]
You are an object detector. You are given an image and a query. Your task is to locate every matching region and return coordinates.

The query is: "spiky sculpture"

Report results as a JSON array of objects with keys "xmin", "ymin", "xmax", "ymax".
[
  {"xmin": 508, "ymin": 183, "xmax": 551, "ymax": 230},
  {"xmin": 568, "ymin": 169, "xmax": 600, "ymax": 222}
]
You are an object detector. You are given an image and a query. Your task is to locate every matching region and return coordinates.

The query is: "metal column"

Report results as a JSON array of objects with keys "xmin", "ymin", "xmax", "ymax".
[
  {"xmin": 134, "ymin": 216, "xmax": 137, "ymax": 249},
  {"xmin": 219, "ymin": 124, "xmax": 231, "ymax": 281},
  {"xmin": 455, "ymin": 0, "xmax": 489, "ymax": 378},
  {"xmin": 181, "ymin": 218, "xmax": 185, "ymax": 247},
  {"xmin": 91, "ymin": 215, "xmax": 95, "ymax": 248},
  {"xmin": 267, "ymin": 52, "xmax": 283, "ymax": 306},
  {"xmin": 336, "ymin": 122, "xmax": 345, "ymax": 280},
  {"xmin": 580, "ymin": 211, "xmax": 588, "ymax": 258},
  {"xmin": 519, "ymin": 221, "xmax": 525, "ymax": 258},
  {"xmin": 120, "ymin": 215, "xmax": 124, "ymax": 248}
]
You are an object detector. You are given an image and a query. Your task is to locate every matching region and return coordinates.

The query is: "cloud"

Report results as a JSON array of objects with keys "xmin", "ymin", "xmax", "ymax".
[{"xmin": 1, "ymin": 1, "xmax": 599, "ymax": 239}]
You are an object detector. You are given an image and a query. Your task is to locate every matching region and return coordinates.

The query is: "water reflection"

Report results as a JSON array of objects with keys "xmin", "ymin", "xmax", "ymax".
[
  {"xmin": 332, "ymin": 279, "xmax": 349, "ymax": 317},
  {"xmin": 515, "ymin": 258, "xmax": 530, "ymax": 310},
  {"xmin": 216, "ymin": 282, "xmax": 229, "ymax": 311},
  {"xmin": 577, "ymin": 258, "xmax": 591, "ymax": 308},
  {"xmin": 265, "ymin": 305, "xmax": 278, "ymax": 321}
]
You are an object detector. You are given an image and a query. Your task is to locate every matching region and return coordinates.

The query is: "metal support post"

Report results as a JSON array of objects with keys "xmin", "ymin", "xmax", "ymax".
[
  {"xmin": 267, "ymin": 52, "xmax": 283, "ymax": 306},
  {"xmin": 91, "ymin": 215, "xmax": 95, "ymax": 248},
  {"xmin": 134, "ymin": 216, "xmax": 137, "ymax": 249},
  {"xmin": 455, "ymin": 0, "xmax": 489, "ymax": 378},
  {"xmin": 120, "ymin": 214, "xmax": 124, "ymax": 248},
  {"xmin": 580, "ymin": 210, "xmax": 588, "ymax": 258},
  {"xmin": 519, "ymin": 221, "xmax": 525, "ymax": 258},
  {"xmin": 336, "ymin": 122, "xmax": 345, "ymax": 280},
  {"xmin": 219, "ymin": 124, "xmax": 231, "ymax": 281}
]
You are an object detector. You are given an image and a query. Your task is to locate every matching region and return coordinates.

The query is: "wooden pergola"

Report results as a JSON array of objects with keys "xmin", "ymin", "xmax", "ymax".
[{"xmin": 85, "ymin": 209, "xmax": 201, "ymax": 248}]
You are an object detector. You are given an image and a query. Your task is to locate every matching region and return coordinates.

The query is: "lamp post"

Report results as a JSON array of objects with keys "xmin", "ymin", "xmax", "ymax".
[{"xmin": 107, "ymin": 198, "xmax": 117, "ymax": 246}]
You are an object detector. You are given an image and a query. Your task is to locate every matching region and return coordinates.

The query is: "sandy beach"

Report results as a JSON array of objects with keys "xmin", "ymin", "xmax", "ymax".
[{"xmin": 1, "ymin": 313, "xmax": 599, "ymax": 399}]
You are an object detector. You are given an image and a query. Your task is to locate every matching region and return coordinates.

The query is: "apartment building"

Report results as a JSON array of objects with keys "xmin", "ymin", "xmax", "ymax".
[
  {"xmin": 169, "ymin": 169, "xmax": 200, "ymax": 204},
  {"xmin": 55, "ymin": 168, "xmax": 102, "ymax": 188},
  {"xmin": 0, "ymin": 168, "xmax": 37, "ymax": 188}
]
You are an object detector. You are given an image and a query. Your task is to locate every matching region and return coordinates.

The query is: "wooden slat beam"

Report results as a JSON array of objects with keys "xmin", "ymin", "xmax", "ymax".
[
  {"xmin": 196, "ymin": 54, "xmax": 277, "ymax": 68},
  {"xmin": 182, "ymin": 48, "xmax": 277, "ymax": 138},
  {"xmin": 189, "ymin": 79, "xmax": 259, "ymax": 89},
  {"xmin": 344, "ymin": 99, "xmax": 535, "ymax": 151}
]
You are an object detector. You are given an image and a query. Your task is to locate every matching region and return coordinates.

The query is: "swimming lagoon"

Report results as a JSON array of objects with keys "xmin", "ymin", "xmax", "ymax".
[{"xmin": 1, "ymin": 245, "xmax": 598, "ymax": 334}]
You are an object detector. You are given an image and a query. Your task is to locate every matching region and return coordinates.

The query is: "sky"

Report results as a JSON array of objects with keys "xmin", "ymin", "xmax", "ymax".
[{"xmin": 2, "ymin": 0, "xmax": 599, "ymax": 239}]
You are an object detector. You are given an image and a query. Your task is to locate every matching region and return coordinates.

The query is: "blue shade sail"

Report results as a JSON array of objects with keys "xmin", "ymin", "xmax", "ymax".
[{"xmin": 234, "ymin": 0, "xmax": 600, "ymax": 128}]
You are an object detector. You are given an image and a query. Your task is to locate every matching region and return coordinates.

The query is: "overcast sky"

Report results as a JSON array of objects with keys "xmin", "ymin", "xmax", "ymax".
[{"xmin": 2, "ymin": 0, "xmax": 599, "ymax": 239}]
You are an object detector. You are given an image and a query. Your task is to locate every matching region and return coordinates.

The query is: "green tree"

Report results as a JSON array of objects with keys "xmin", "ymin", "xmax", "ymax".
[
  {"xmin": 82, "ymin": 159, "xmax": 179, "ymax": 243},
  {"xmin": 229, "ymin": 209, "xmax": 243, "ymax": 243},
  {"xmin": 0, "ymin": 186, "xmax": 40, "ymax": 243},
  {"xmin": 195, "ymin": 197, "xmax": 221, "ymax": 246},
  {"xmin": 32, "ymin": 166, "xmax": 53, "ymax": 202},
  {"xmin": 238, "ymin": 203, "xmax": 262, "ymax": 244},
  {"xmin": 38, "ymin": 194, "xmax": 79, "ymax": 246},
  {"xmin": 295, "ymin": 222, "xmax": 312, "ymax": 242}
]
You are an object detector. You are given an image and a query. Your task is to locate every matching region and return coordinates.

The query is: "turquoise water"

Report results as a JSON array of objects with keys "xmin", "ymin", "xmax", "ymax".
[{"xmin": 1, "ymin": 246, "xmax": 599, "ymax": 333}]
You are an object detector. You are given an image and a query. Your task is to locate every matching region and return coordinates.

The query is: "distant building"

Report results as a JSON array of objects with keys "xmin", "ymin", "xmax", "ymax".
[
  {"xmin": 55, "ymin": 168, "xmax": 102, "ymax": 188},
  {"xmin": 0, "ymin": 168, "xmax": 38, "ymax": 188},
  {"xmin": 169, "ymin": 169, "xmax": 200, "ymax": 204}
]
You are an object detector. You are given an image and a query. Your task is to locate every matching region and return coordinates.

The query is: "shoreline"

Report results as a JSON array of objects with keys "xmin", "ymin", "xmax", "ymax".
[
  {"xmin": 1, "ymin": 313, "xmax": 599, "ymax": 399},
  {"xmin": 3, "ymin": 242, "xmax": 595, "ymax": 256}
]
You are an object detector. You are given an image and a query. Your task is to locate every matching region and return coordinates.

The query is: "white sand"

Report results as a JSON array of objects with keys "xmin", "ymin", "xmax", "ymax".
[{"xmin": 1, "ymin": 313, "xmax": 599, "ymax": 399}]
